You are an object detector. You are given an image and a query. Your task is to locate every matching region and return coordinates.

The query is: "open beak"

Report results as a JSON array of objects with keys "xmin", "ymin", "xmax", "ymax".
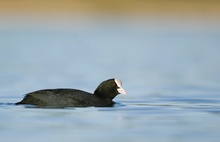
[{"xmin": 115, "ymin": 79, "xmax": 126, "ymax": 95}]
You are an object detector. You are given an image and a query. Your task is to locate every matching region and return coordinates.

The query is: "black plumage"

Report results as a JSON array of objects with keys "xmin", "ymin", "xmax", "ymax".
[{"xmin": 16, "ymin": 78, "xmax": 126, "ymax": 108}]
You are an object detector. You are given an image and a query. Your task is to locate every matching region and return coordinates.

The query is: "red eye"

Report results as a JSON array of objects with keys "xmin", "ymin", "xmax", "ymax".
[{"xmin": 112, "ymin": 83, "xmax": 116, "ymax": 86}]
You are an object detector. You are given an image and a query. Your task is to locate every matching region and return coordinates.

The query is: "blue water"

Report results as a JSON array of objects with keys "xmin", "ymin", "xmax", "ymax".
[{"xmin": 1, "ymin": 16, "xmax": 220, "ymax": 142}]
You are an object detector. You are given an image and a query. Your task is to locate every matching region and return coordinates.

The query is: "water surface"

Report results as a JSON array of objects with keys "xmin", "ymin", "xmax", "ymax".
[{"xmin": 1, "ymin": 4, "xmax": 220, "ymax": 142}]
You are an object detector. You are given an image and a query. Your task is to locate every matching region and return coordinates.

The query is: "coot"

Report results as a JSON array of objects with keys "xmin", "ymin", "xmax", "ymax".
[{"xmin": 16, "ymin": 78, "xmax": 126, "ymax": 108}]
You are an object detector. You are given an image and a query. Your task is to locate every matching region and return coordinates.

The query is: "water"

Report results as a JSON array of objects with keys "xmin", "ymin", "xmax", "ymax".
[{"xmin": 1, "ymin": 14, "xmax": 220, "ymax": 142}]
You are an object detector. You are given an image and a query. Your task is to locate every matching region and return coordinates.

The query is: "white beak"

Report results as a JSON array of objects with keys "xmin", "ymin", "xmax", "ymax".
[
  {"xmin": 117, "ymin": 87, "xmax": 126, "ymax": 95},
  {"xmin": 115, "ymin": 79, "xmax": 126, "ymax": 95}
]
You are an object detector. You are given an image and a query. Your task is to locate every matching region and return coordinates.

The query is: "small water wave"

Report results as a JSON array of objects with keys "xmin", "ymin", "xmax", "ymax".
[{"xmin": 0, "ymin": 102, "xmax": 14, "ymax": 106}]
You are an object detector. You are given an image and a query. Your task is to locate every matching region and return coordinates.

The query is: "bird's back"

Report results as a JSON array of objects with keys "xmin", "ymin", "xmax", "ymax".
[{"xmin": 16, "ymin": 89, "xmax": 95, "ymax": 107}]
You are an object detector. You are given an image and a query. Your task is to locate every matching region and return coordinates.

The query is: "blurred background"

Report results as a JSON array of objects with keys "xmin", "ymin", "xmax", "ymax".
[
  {"xmin": 0, "ymin": 0, "xmax": 220, "ymax": 98},
  {"xmin": 1, "ymin": 1, "xmax": 220, "ymax": 142}
]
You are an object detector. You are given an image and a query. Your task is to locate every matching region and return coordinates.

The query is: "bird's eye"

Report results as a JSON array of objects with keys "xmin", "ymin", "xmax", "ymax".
[{"xmin": 112, "ymin": 83, "xmax": 116, "ymax": 87}]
